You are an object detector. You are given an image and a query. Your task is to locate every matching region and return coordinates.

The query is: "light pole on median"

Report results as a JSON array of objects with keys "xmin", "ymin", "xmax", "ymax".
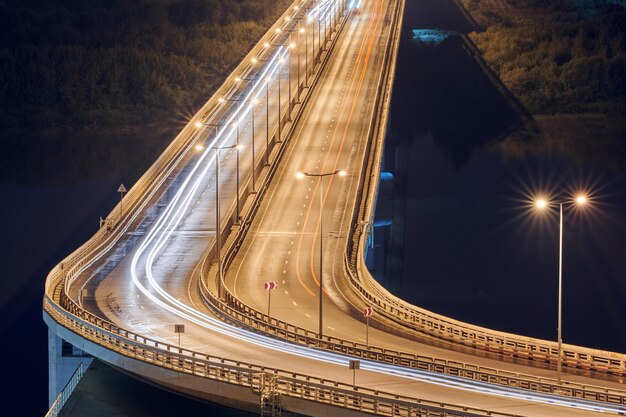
[
  {"xmin": 296, "ymin": 169, "xmax": 347, "ymax": 338},
  {"xmin": 211, "ymin": 143, "xmax": 241, "ymax": 299},
  {"xmin": 532, "ymin": 193, "xmax": 589, "ymax": 384},
  {"xmin": 219, "ymin": 95, "xmax": 244, "ymax": 223}
]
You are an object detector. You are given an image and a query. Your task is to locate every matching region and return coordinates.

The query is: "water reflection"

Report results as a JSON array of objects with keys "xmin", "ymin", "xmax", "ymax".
[
  {"xmin": 371, "ymin": 0, "xmax": 626, "ymax": 352},
  {"xmin": 0, "ymin": 127, "xmax": 174, "ymax": 185}
]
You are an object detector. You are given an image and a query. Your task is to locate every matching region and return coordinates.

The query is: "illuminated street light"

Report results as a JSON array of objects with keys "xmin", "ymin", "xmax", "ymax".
[
  {"xmin": 212, "ymin": 143, "xmax": 241, "ymax": 298},
  {"xmin": 295, "ymin": 169, "xmax": 347, "ymax": 338},
  {"xmin": 218, "ymin": 96, "xmax": 246, "ymax": 222},
  {"xmin": 532, "ymin": 193, "xmax": 589, "ymax": 384}
]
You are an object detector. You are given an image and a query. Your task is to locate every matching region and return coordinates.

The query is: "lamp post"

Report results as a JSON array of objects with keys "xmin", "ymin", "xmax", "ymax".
[
  {"xmin": 533, "ymin": 193, "xmax": 588, "ymax": 384},
  {"xmin": 219, "ymin": 95, "xmax": 244, "ymax": 222},
  {"xmin": 211, "ymin": 143, "xmax": 241, "ymax": 298},
  {"xmin": 296, "ymin": 169, "xmax": 347, "ymax": 338},
  {"xmin": 265, "ymin": 76, "xmax": 271, "ymax": 166}
]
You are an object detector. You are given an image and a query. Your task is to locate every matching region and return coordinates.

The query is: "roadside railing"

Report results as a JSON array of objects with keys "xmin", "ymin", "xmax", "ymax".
[
  {"xmin": 198, "ymin": 271, "xmax": 626, "ymax": 408},
  {"xmin": 44, "ymin": 296, "xmax": 524, "ymax": 417},
  {"xmin": 45, "ymin": 362, "xmax": 85, "ymax": 417},
  {"xmin": 340, "ymin": 0, "xmax": 626, "ymax": 380}
]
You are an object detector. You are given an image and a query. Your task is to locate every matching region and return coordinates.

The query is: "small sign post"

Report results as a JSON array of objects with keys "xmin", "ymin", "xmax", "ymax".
[
  {"xmin": 349, "ymin": 360, "xmax": 360, "ymax": 387},
  {"xmin": 363, "ymin": 306, "xmax": 373, "ymax": 347},
  {"xmin": 117, "ymin": 183, "xmax": 127, "ymax": 220},
  {"xmin": 264, "ymin": 281, "xmax": 278, "ymax": 321},
  {"xmin": 174, "ymin": 324, "xmax": 185, "ymax": 348}
]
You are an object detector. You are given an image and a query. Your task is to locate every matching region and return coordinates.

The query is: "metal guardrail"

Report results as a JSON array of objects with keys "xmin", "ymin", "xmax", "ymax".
[
  {"xmin": 199, "ymin": 275, "xmax": 626, "ymax": 408},
  {"xmin": 44, "ymin": 296, "xmax": 524, "ymax": 417},
  {"xmin": 45, "ymin": 362, "xmax": 85, "ymax": 417},
  {"xmin": 338, "ymin": 0, "xmax": 626, "ymax": 381}
]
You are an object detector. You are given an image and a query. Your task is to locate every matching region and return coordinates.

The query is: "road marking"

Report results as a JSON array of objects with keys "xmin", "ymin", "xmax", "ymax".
[
  {"xmin": 284, "ymin": 290, "xmax": 289, "ymax": 294},
  {"xmin": 327, "ymin": 325, "xmax": 336, "ymax": 331},
  {"xmin": 292, "ymin": 301, "xmax": 298, "ymax": 306},
  {"xmin": 305, "ymin": 313, "xmax": 311, "ymax": 318}
]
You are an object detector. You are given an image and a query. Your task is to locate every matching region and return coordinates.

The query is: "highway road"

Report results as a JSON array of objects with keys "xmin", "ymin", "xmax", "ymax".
[{"xmin": 50, "ymin": 0, "xmax": 626, "ymax": 415}]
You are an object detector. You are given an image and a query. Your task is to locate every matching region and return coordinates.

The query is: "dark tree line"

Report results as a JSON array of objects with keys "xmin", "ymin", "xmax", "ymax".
[
  {"xmin": 0, "ymin": 0, "xmax": 289, "ymax": 127},
  {"xmin": 466, "ymin": 0, "xmax": 626, "ymax": 116}
]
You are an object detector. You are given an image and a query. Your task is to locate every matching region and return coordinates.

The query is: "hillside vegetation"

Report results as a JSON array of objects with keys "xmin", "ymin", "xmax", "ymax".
[
  {"xmin": 461, "ymin": 0, "xmax": 626, "ymax": 116},
  {"xmin": 0, "ymin": 0, "xmax": 290, "ymax": 128}
]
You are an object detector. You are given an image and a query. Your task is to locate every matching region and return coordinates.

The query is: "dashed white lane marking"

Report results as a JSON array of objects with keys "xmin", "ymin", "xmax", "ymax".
[
  {"xmin": 282, "ymin": 280, "xmax": 286, "ymax": 284},
  {"xmin": 284, "ymin": 290, "xmax": 289, "ymax": 295},
  {"xmin": 327, "ymin": 325, "xmax": 336, "ymax": 331},
  {"xmin": 292, "ymin": 301, "xmax": 298, "ymax": 306},
  {"xmin": 305, "ymin": 313, "xmax": 312, "ymax": 318}
]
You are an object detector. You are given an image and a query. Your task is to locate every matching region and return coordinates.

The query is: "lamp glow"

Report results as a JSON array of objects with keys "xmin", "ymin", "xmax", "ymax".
[{"xmin": 535, "ymin": 199, "xmax": 548, "ymax": 209}]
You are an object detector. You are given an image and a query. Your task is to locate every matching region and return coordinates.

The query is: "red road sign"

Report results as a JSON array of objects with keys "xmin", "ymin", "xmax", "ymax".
[
  {"xmin": 363, "ymin": 306, "xmax": 373, "ymax": 317},
  {"xmin": 264, "ymin": 281, "xmax": 278, "ymax": 291}
]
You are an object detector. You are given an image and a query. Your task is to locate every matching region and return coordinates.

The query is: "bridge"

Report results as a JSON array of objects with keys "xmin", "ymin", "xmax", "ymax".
[{"xmin": 44, "ymin": 0, "xmax": 626, "ymax": 416}]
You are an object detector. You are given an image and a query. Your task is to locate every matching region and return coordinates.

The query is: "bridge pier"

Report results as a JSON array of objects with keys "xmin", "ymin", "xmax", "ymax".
[{"xmin": 48, "ymin": 328, "xmax": 92, "ymax": 406}]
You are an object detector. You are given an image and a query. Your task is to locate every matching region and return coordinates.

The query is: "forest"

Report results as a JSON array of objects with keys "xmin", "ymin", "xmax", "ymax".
[
  {"xmin": 0, "ymin": 0, "xmax": 290, "ymax": 128},
  {"xmin": 462, "ymin": 0, "xmax": 626, "ymax": 116}
]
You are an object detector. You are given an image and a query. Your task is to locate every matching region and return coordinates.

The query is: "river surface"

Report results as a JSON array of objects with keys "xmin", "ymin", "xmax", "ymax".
[
  {"xmin": 1, "ymin": 0, "xmax": 625, "ymax": 415},
  {"xmin": 0, "ymin": 127, "xmax": 250, "ymax": 415},
  {"xmin": 369, "ymin": 0, "xmax": 626, "ymax": 353}
]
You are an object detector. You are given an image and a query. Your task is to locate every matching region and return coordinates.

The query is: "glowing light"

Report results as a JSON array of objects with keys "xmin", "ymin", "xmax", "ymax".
[
  {"xmin": 264, "ymin": 42, "xmax": 270, "ymax": 48},
  {"xmin": 195, "ymin": 144, "xmax": 204, "ymax": 151},
  {"xmin": 275, "ymin": 28, "xmax": 282, "ymax": 33},
  {"xmin": 194, "ymin": 121, "xmax": 203, "ymax": 128},
  {"xmin": 290, "ymin": 42, "xmax": 296, "ymax": 49},
  {"xmin": 218, "ymin": 97, "xmax": 226, "ymax": 103},
  {"xmin": 235, "ymin": 77, "xmax": 242, "ymax": 83},
  {"xmin": 251, "ymin": 57, "xmax": 258, "ymax": 64},
  {"xmin": 575, "ymin": 195, "xmax": 587, "ymax": 205},
  {"xmin": 295, "ymin": 172, "xmax": 305, "ymax": 179},
  {"xmin": 338, "ymin": 170, "xmax": 347, "ymax": 177},
  {"xmin": 299, "ymin": 28, "xmax": 305, "ymax": 34},
  {"xmin": 535, "ymin": 199, "xmax": 548, "ymax": 209}
]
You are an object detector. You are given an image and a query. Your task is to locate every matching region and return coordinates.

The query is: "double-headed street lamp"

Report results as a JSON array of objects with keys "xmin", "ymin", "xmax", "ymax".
[
  {"xmin": 296, "ymin": 169, "xmax": 347, "ymax": 338},
  {"xmin": 533, "ymin": 193, "xmax": 589, "ymax": 384},
  {"xmin": 212, "ymin": 143, "xmax": 242, "ymax": 298},
  {"xmin": 218, "ymin": 95, "xmax": 246, "ymax": 223}
]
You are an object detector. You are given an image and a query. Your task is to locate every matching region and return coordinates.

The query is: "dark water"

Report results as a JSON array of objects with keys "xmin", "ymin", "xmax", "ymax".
[
  {"xmin": 0, "ymin": 127, "xmax": 248, "ymax": 415},
  {"xmin": 370, "ymin": 0, "xmax": 626, "ymax": 352}
]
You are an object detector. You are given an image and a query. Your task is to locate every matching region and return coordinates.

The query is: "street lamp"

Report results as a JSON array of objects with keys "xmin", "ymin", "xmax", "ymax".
[
  {"xmin": 533, "ymin": 193, "xmax": 589, "ymax": 383},
  {"xmin": 296, "ymin": 169, "xmax": 347, "ymax": 338},
  {"xmin": 212, "ymin": 143, "xmax": 242, "ymax": 298},
  {"xmin": 218, "ymin": 96, "xmax": 244, "ymax": 222}
]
